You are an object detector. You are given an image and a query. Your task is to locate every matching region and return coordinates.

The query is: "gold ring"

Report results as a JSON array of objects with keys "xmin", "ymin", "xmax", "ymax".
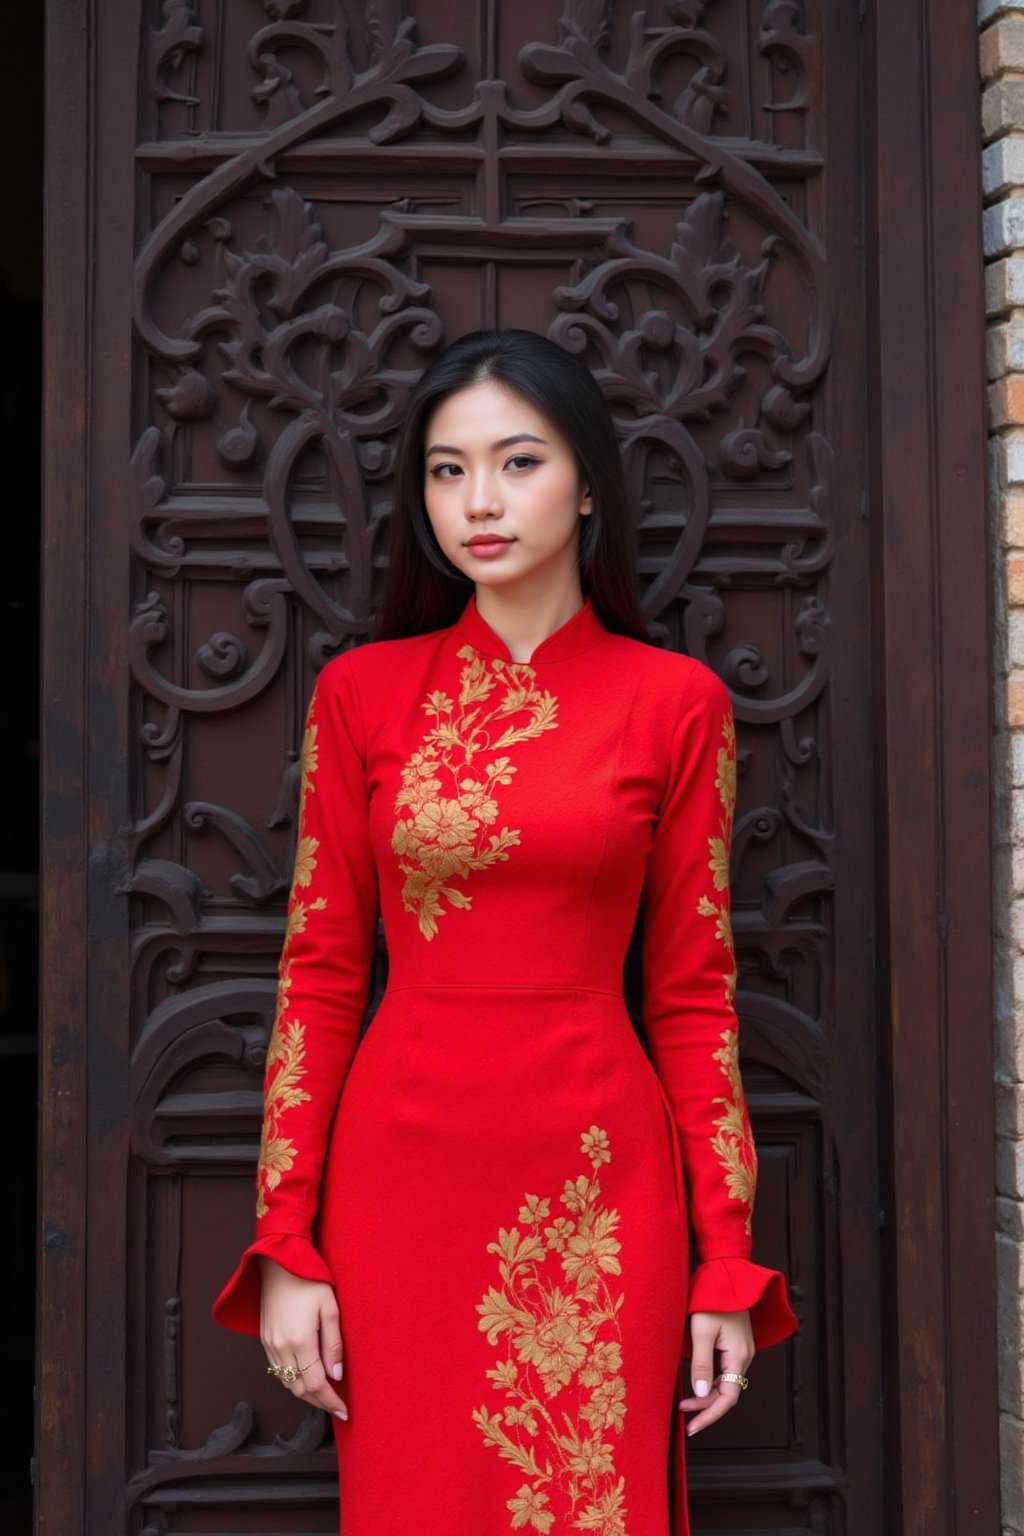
[
  {"xmin": 266, "ymin": 1362, "xmax": 284, "ymax": 1378},
  {"xmin": 297, "ymin": 1359, "xmax": 318, "ymax": 1374},
  {"xmin": 720, "ymin": 1371, "xmax": 749, "ymax": 1390},
  {"xmin": 279, "ymin": 1363, "xmax": 300, "ymax": 1384}
]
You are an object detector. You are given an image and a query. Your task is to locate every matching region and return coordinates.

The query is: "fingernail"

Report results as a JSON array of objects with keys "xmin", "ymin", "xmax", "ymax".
[
  {"xmin": 687, "ymin": 1423, "xmax": 700, "ymax": 1436},
  {"xmin": 334, "ymin": 1406, "xmax": 348, "ymax": 1420},
  {"xmin": 332, "ymin": 1363, "xmax": 343, "ymax": 1381},
  {"xmin": 695, "ymin": 1380, "xmax": 709, "ymax": 1398}
]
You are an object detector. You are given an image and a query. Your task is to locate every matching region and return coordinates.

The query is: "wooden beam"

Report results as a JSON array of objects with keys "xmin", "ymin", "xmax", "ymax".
[{"xmin": 37, "ymin": 0, "xmax": 91, "ymax": 1530}]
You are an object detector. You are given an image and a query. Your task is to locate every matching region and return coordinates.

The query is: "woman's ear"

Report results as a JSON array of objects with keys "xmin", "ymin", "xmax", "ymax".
[{"xmin": 579, "ymin": 481, "xmax": 594, "ymax": 516}]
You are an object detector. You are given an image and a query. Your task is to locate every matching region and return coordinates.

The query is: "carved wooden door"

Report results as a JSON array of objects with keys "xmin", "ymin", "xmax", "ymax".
[{"xmin": 41, "ymin": 1, "xmax": 924, "ymax": 1532}]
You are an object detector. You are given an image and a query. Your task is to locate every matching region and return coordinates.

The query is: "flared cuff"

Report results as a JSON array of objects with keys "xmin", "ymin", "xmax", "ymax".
[
  {"xmin": 683, "ymin": 1256, "xmax": 799, "ymax": 1352},
  {"xmin": 212, "ymin": 1232, "xmax": 335, "ymax": 1338}
]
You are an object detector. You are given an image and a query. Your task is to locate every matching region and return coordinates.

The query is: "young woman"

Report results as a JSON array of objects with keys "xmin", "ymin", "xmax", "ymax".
[{"xmin": 213, "ymin": 328, "xmax": 798, "ymax": 1535}]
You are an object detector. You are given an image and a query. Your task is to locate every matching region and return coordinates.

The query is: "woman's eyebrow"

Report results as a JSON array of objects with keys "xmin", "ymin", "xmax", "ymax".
[{"xmin": 425, "ymin": 433, "xmax": 549, "ymax": 457}]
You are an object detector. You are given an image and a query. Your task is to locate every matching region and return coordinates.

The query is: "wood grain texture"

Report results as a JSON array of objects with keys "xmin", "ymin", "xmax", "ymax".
[
  {"xmin": 868, "ymin": 1, "xmax": 999, "ymax": 1532},
  {"xmin": 37, "ymin": 0, "xmax": 90, "ymax": 1530}
]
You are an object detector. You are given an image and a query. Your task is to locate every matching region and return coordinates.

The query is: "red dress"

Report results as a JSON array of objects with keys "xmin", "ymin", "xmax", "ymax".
[{"xmin": 213, "ymin": 593, "xmax": 798, "ymax": 1535}]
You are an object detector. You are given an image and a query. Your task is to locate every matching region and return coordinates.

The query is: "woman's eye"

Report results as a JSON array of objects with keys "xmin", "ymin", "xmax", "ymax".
[
  {"xmin": 429, "ymin": 463, "xmax": 462, "ymax": 479},
  {"xmin": 506, "ymin": 454, "xmax": 538, "ymax": 471}
]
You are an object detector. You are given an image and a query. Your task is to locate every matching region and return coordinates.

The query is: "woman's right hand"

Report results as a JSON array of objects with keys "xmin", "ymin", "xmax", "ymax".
[{"xmin": 259, "ymin": 1255, "xmax": 349, "ymax": 1419}]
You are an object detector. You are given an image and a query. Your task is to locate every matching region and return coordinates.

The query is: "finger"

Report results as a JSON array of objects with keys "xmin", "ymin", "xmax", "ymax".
[
  {"xmin": 265, "ymin": 1333, "xmax": 348, "ymax": 1418},
  {"xmin": 285, "ymin": 1358, "xmax": 349, "ymax": 1420},
  {"xmin": 320, "ymin": 1303, "xmax": 344, "ymax": 1383},
  {"xmin": 682, "ymin": 1379, "xmax": 742, "ymax": 1435},
  {"xmin": 688, "ymin": 1316, "xmax": 718, "ymax": 1401}
]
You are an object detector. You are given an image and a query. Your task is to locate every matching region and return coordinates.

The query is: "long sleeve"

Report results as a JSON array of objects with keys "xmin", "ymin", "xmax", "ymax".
[
  {"xmin": 641, "ymin": 660, "xmax": 797, "ymax": 1350},
  {"xmin": 212, "ymin": 650, "xmax": 379, "ymax": 1336}
]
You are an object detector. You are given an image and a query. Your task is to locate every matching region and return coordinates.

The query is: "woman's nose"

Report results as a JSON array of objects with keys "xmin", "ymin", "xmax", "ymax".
[{"xmin": 466, "ymin": 469, "xmax": 502, "ymax": 516}]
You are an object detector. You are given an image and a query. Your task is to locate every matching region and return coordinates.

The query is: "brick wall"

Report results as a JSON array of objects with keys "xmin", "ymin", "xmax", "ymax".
[{"xmin": 981, "ymin": 5, "xmax": 1024, "ymax": 1532}]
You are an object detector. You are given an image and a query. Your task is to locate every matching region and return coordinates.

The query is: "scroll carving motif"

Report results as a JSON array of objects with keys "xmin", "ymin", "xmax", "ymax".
[{"xmin": 127, "ymin": 0, "xmax": 828, "ymax": 1519}]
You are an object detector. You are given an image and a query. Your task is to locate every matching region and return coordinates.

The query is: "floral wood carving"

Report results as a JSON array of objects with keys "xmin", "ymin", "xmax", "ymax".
[{"xmin": 126, "ymin": 0, "xmax": 826, "ymax": 1507}]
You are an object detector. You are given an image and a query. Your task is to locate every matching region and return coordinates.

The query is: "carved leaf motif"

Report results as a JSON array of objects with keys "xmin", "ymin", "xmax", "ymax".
[
  {"xmin": 563, "ymin": 0, "xmax": 614, "ymax": 54},
  {"xmin": 365, "ymin": 0, "xmax": 402, "ymax": 65},
  {"xmin": 257, "ymin": 188, "xmax": 329, "ymax": 313},
  {"xmin": 147, "ymin": 0, "xmax": 202, "ymax": 109}
]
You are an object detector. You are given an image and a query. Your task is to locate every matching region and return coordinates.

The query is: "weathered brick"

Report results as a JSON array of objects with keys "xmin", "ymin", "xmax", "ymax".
[
  {"xmin": 999, "ymin": 1194, "xmax": 1024, "ymax": 1241},
  {"xmin": 997, "ymin": 1133, "xmax": 1024, "ymax": 1197},
  {"xmin": 1004, "ymin": 489, "xmax": 1024, "ymax": 543},
  {"xmin": 982, "ymin": 15, "xmax": 1024, "ymax": 77},
  {"xmin": 1001, "ymin": 1353, "xmax": 1024, "ymax": 1427},
  {"xmin": 1008, "ymin": 677, "xmax": 1024, "ymax": 728},
  {"xmin": 1002, "ymin": 955, "xmax": 1024, "ymax": 1061},
  {"xmin": 999, "ymin": 1077, "xmax": 1024, "ymax": 1138},
  {"xmin": 984, "ymin": 78, "xmax": 1024, "ymax": 141},
  {"xmin": 986, "ymin": 197, "xmax": 1024, "ymax": 256},
  {"xmin": 998, "ymin": 1234, "xmax": 1024, "ymax": 1415},
  {"xmin": 993, "ymin": 430, "xmax": 1024, "ymax": 485},
  {"xmin": 993, "ymin": 375, "xmax": 1024, "ymax": 430},
  {"xmin": 987, "ymin": 254, "xmax": 1024, "ymax": 315},
  {"xmin": 997, "ymin": 1080, "xmax": 1021, "ymax": 1138},
  {"xmin": 1000, "ymin": 1412, "xmax": 1024, "ymax": 1532},
  {"xmin": 1009, "ymin": 556, "xmax": 1024, "ymax": 601},
  {"xmin": 1012, "ymin": 732, "xmax": 1024, "ymax": 786},
  {"xmin": 984, "ymin": 0, "xmax": 1024, "ymax": 32},
  {"xmin": 1008, "ymin": 608, "xmax": 1024, "ymax": 666},
  {"xmin": 989, "ymin": 315, "xmax": 1024, "ymax": 377},
  {"xmin": 999, "ymin": 1314, "xmax": 1024, "ymax": 1418},
  {"xmin": 986, "ymin": 135, "xmax": 1024, "ymax": 197}
]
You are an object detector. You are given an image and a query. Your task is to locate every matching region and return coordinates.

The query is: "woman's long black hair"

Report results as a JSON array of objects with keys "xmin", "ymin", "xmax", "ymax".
[{"xmin": 373, "ymin": 329, "xmax": 650, "ymax": 643}]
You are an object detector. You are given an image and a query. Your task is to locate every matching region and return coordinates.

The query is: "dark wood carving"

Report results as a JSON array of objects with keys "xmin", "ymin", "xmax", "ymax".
[
  {"xmin": 123, "ymin": 2, "xmax": 859, "ymax": 1531},
  {"xmin": 43, "ymin": 0, "xmax": 1002, "ymax": 1533}
]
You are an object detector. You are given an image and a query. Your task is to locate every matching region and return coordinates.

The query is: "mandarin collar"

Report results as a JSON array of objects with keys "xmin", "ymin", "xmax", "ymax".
[{"xmin": 454, "ymin": 592, "xmax": 607, "ymax": 664}]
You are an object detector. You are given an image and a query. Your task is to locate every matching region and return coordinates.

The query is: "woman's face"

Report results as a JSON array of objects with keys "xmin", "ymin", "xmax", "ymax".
[{"xmin": 422, "ymin": 380, "xmax": 592, "ymax": 595}]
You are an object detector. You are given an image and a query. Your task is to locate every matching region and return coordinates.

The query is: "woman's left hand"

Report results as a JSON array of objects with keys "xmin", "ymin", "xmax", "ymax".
[{"xmin": 678, "ymin": 1308, "xmax": 754, "ymax": 1435}]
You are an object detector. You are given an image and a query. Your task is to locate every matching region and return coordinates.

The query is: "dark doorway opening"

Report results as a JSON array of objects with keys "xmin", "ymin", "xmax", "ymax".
[{"xmin": 2, "ymin": 5, "xmax": 43, "ymax": 1533}]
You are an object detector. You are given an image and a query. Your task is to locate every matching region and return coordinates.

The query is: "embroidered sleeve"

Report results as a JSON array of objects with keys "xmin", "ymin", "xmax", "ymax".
[
  {"xmin": 256, "ymin": 653, "xmax": 378, "ymax": 1231},
  {"xmin": 212, "ymin": 651, "xmax": 379, "ymax": 1336},
  {"xmin": 641, "ymin": 663, "xmax": 797, "ymax": 1348}
]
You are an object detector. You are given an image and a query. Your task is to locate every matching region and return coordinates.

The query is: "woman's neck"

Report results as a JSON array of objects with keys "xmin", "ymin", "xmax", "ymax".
[{"xmin": 474, "ymin": 577, "xmax": 585, "ymax": 663}]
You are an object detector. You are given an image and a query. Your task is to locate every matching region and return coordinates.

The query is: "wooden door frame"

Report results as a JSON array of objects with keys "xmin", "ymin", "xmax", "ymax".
[
  {"xmin": 866, "ymin": 2, "xmax": 1000, "ymax": 1531},
  {"xmin": 36, "ymin": 0, "xmax": 999, "ymax": 1531}
]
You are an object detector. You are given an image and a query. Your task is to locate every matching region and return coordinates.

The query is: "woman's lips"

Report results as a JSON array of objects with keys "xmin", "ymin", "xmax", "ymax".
[{"xmin": 465, "ymin": 537, "xmax": 515, "ymax": 558}]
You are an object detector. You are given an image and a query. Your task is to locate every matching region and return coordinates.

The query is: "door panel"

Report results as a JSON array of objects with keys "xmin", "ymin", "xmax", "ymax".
[{"xmin": 48, "ymin": 1, "xmax": 988, "ymax": 1532}]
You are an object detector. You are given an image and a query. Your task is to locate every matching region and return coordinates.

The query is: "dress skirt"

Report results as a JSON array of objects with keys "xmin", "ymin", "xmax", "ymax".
[{"xmin": 318, "ymin": 984, "xmax": 689, "ymax": 1535}]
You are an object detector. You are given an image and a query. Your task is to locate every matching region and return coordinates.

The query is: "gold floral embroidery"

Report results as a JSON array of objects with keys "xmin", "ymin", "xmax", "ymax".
[
  {"xmin": 255, "ymin": 1011, "xmax": 311, "ymax": 1217},
  {"xmin": 255, "ymin": 692, "xmax": 329, "ymax": 1217},
  {"xmin": 292, "ymin": 835, "xmax": 318, "ymax": 887},
  {"xmin": 473, "ymin": 1126, "xmax": 628, "ymax": 1536},
  {"xmin": 697, "ymin": 710, "xmax": 757, "ymax": 1233},
  {"xmin": 300, "ymin": 718, "xmax": 318, "ymax": 791},
  {"xmin": 710, "ymin": 1028, "xmax": 757, "ymax": 1225},
  {"xmin": 392, "ymin": 645, "xmax": 559, "ymax": 940}
]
